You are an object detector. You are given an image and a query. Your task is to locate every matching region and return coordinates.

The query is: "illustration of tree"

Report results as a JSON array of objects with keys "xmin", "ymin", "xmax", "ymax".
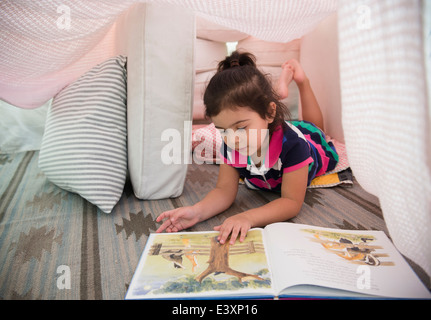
[{"xmin": 195, "ymin": 237, "xmax": 263, "ymax": 283}]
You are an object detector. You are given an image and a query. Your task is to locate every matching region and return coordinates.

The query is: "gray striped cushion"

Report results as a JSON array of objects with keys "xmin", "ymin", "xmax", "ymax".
[{"xmin": 39, "ymin": 56, "xmax": 127, "ymax": 213}]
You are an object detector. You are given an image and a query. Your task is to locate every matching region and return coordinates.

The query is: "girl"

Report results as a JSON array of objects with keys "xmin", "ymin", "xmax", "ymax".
[{"xmin": 156, "ymin": 51, "xmax": 338, "ymax": 244}]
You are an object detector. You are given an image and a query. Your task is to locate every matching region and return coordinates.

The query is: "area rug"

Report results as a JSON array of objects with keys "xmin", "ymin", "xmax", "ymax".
[{"xmin": 0, "ymin": 151, "xmax": 428, "ymax": 299}]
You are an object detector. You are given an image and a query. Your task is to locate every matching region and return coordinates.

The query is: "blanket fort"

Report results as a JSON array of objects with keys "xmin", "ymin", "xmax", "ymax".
[{"xmin": 1, "ymin": 0, "xmax": 430, "ymax": 281}]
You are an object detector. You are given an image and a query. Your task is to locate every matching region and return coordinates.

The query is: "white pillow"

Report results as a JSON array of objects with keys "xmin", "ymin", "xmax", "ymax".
[
  {"xmin": 237, "ymin": 37, "xmax": 301, "ymax": 67},
  {"xmin": 195, "ymin": 38, "xmax": 227, "ymax": 73},
  {"xmin": 193, "ymin": 70, "xmax": 216, "ymax": 120},
  {"xmin": 196, "ymin": 15, "xmax": 249, "ymax": 42},
  {"xmin": 0, "ymin": 99, "xmax": 50, "ymax": 153},
  {"xmin": 38, "ymin": 55, "xmax": 127, "ymax": 213}
]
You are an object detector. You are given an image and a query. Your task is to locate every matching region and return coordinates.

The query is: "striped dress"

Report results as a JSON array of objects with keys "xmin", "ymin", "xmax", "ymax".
[{"xmin": 220, "ymin": 120, "xmax": 339, "ymax": 191}]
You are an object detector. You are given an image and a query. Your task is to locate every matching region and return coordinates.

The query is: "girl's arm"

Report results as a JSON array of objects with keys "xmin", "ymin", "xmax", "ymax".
[
  {"xmin": 194, "ymin": 163, "xmax": 240, "ymax": 222},
  {"xmin": 156, "ymin": 163, "xmax": 239, "ymax": 233},
  {"xmin": 215, "ymin": 165, "xmax": 308, "ymax": 244}
]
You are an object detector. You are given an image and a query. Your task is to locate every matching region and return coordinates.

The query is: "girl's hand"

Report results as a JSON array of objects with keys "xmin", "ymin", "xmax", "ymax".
[
  {"xmin": 213, "ymin": 213, "xmax": 253, "ymax": 245},
  {"xmin": 156, "ymin": 206, "xmax": 200, "ymax": 233}
]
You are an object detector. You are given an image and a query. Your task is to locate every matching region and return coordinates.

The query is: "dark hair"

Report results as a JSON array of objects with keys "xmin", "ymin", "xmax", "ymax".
[{"xmin": 204, "ymin": 51, "xmax": 290, "ymax": 135}]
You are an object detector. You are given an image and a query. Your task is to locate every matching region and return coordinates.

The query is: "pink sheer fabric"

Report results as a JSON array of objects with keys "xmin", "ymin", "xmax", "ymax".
[{"xmin": 0, "ymin": 0, "xmax": 337, "ymax": 108}]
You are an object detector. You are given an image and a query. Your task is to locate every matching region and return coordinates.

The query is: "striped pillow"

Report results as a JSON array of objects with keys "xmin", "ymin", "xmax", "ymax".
[{"xmin": 39, "ymin": 56, "xmax": 127, "ymax": 213}]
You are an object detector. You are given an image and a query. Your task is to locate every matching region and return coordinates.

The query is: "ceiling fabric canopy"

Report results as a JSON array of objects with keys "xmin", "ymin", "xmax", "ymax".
[{"xmin": 0, "ymin": 0, "xmax": 337, "ymax": 108}]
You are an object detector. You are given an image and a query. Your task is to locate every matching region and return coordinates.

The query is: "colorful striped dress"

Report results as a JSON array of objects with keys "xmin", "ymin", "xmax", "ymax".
[{"xmin": 220, "ymin": 120, "xmax": 339, "ymax": 191}]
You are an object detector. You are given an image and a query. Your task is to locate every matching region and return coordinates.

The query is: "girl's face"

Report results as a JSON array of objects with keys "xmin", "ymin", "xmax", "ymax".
[{"xmin": 212, "ymin": 104, "xmax": 275, "ymax": 157}]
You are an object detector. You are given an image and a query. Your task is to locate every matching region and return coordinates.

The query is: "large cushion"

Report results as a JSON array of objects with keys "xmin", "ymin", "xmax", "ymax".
[
  {"xmin": 193, "ymin": 38, "xmax": 228, "ymax": 121},
  {"xmin": 194, "ymin": 71, "xmax": 216, "ymax": 120},
  {"xmin": 123, "ymin": 3, "xmax": 195, "ymax": 199},
  {"xmin": 38, "ymin": 55, "xmax": 127, "ymax": 213}
]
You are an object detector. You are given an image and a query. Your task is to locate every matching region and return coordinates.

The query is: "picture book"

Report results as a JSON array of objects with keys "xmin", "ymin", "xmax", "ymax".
[{"xmin": 125, "ymin": 222, "xmax": 431, "ymax": 300}]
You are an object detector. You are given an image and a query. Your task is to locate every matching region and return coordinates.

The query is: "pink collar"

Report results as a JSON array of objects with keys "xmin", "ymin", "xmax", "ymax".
[{"xmin": 228, "ymin": 126, "xmax": 283, "ymax": 168}]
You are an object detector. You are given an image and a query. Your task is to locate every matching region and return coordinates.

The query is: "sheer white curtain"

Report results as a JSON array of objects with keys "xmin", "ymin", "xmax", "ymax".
[
  {"xmin": 338, "ymin": 0, "xmax": 431, "ymax": 279},
  {"xmin": 0, "ymin": 0, "xmax": 132, "ymax": 108}
]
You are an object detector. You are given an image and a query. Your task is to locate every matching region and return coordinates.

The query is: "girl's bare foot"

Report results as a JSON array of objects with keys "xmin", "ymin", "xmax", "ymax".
[
  {"xmin": 286, "ymin": 59, "xmax": 308, "ymax": 85},
  {"xmin": 277, "ymin": 61, "xmax": 294, "ymax": 99}
]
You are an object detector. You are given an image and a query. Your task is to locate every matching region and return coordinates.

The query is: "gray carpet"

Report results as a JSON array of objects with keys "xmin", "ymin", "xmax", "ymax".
[{"xmin": 0, "ymin": 151, "xmax": 428, "ymax": 299}]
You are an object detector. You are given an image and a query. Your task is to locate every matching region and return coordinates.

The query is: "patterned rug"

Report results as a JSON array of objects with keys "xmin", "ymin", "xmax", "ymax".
[{"xmin": 0, "ymin": 151, "xmax": 428, "ymax": 299}]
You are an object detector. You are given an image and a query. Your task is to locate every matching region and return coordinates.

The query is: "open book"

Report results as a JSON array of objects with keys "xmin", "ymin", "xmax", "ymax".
[{"xmin": 125, "ymin": 222, "xmax": 431, "ymax": 299}]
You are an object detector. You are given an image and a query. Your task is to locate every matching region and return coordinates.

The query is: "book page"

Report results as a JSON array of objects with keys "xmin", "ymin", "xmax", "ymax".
[
  {"xmin": 126, "ymin": 229, "xmax": 275, "ymax": 299},
  {"xmin": 264, "ymin": 222, "xmax": 431, "ymax": 299}
]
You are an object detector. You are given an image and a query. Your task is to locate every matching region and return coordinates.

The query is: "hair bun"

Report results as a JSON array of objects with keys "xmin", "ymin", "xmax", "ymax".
[
  {"xmin": 230, "ymin": 59, "xmax": 240, "ymax": 67},
  {"xmin": 217, "ymin": 51, "xmax": 256, "ymax": 72}
]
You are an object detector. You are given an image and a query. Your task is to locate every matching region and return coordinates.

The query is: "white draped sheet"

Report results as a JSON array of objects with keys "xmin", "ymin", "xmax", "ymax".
[
  {"xmin": 0, "ymin": 0, "xmax": 337, "ymax": 108},
  {"xmin": 337, "ymin": 0, "xmax": 431, "ymax": 282}
]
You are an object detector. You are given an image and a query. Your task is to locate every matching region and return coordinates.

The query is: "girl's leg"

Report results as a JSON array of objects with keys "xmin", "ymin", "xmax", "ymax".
[
  {"xmin": 277, "ymin": 59, "xmax": 324, "ymax": 131},
  {"xmin": 297, "ymin": 78, "xmax": 324, "ymax": 131}
]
